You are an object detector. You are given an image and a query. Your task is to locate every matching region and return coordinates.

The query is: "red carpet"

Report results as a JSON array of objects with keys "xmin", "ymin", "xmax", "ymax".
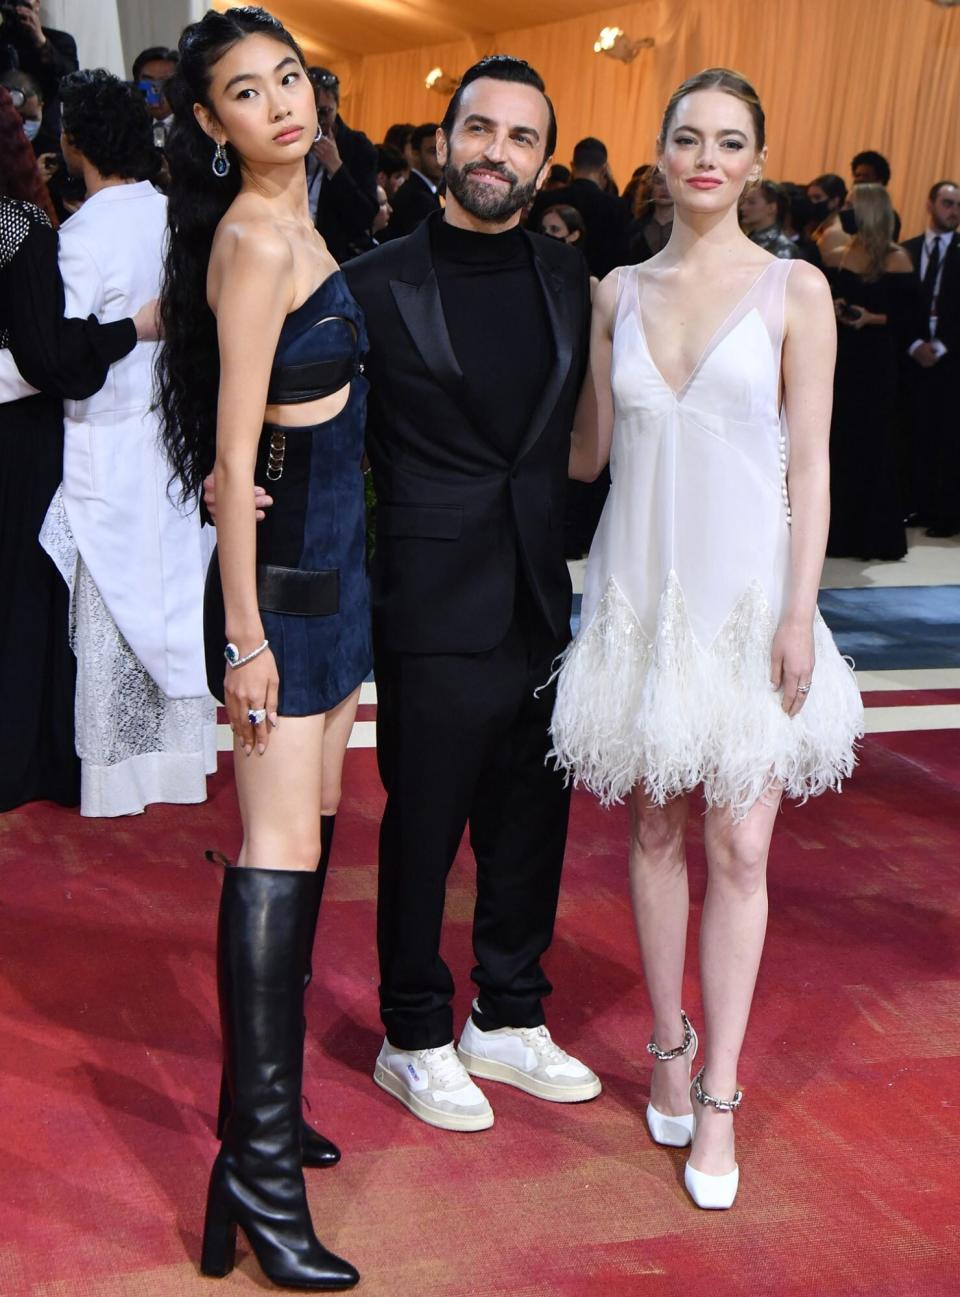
[{"xmin": 1, "ymin": 733, "xmax": 958, "ymax": 1296}]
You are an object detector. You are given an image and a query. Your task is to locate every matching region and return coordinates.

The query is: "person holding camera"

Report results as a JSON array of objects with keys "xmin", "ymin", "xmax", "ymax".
[
  {"xmin": 0, "ymin": 0, "xmax": 77, "ymax": 135},
  {"xmin": 131, "ymin": 45, "xmax": 178, "ymax": 148},
  {"xmin": 305, "ymin": 64, "xmax": 378, "ymax": 263}
]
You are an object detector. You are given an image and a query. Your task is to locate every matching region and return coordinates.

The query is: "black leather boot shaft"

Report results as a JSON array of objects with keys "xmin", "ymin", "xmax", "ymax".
[
  {"xmin": 201, "ymin": 865, "xmax": 358, "ymax": 1290},
  {"xmin": 210, "ymin": 835, "xmax": 341, "ymax": 1170}
]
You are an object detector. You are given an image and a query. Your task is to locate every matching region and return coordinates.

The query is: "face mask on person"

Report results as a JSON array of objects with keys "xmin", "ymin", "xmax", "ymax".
[
  {"xmin": 839, "ymin": 207, "xmax": 859, "ymax": 235},
  {"xmin": 808, "ymin": 197, "xmax": 830, "ymax": 222},
  {"xmin": 22, "ymin": 118, "xmax": 42, "ymax": 143}
]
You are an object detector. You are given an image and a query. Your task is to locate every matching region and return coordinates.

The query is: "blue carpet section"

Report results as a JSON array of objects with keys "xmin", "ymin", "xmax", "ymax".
[
  {"xmin": 569, "ymin": 586, "xmax": 960, "ymax": 670},
  {"xmin": 817, "ymin": 586, "xmax": 960, "ymax": 669}
]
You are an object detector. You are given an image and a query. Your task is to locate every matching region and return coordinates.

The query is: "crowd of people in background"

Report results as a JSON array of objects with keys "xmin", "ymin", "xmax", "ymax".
[{"xmin": 0, "ymin": 16, "xmax": 957, "ymax": 818}]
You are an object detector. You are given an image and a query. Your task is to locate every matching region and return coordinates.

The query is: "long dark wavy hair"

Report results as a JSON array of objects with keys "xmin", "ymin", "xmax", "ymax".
[
  {"xmin": 0, "ymin": 86, "xmax": 57, "ymax": 224},
  {"xmin": 155, "ymin": 7, "xmax": 307, "ymax": 502}
]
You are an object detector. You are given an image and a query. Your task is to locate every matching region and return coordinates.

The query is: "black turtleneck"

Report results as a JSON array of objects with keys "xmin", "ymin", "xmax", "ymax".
[{"xmin": 430, "ymin": 216, "xmax": 552, "ymax": 460}]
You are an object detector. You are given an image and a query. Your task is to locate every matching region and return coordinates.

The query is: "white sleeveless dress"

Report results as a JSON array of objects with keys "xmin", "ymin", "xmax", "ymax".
[{"xmin": 550, "ymin": 258, "xmax": 864, "ymax": 817}]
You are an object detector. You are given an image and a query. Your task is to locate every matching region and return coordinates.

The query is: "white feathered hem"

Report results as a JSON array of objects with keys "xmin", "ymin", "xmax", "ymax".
[{"xmin": 549, "ymin": 575, "xmax": 864, "ymax": 820}]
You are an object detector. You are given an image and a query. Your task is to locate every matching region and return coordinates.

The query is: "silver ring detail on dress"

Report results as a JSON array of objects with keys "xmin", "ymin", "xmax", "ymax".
[
  {"xmin": 797, "ymin": 683, "xmax": 811, "ymax": 694},
  {"xmin": 247, "ymin": 708, "xmax": 267, "ymax": 726}
]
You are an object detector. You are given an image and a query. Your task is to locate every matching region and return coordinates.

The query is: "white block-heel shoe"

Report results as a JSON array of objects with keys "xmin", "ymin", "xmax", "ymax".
[
  {"xmin": 684, "ymin": 1066, "xmax": 742, "ymax": 1210},
  {"xmin": 645, "ymin": 1010, "xmax": 698, "ymax": 1148}
]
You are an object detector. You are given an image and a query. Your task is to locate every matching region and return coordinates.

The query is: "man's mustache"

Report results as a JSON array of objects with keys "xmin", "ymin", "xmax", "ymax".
[{"xmin": 461, "ymin": 158, "xmax": 518, "ymax": 186}]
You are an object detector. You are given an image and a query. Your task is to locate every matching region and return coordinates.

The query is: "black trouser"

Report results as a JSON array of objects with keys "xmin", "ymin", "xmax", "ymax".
[
  {"xmin": 913, "ymin": 358, "xmax": 960, "ymax": 531},
  {"xmin": 374, "ymin": 589, "xmax": 571, "ymax": 1050}
]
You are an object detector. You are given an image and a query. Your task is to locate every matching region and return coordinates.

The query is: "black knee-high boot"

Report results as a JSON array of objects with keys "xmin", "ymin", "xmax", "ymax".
[
  {"xmin": 200, "ymin": 865, "xmax": 358, "ymax": 1290},
  {"xmin": 211, "ymin": 830, "xmax": 340, "ymax": 1169}
]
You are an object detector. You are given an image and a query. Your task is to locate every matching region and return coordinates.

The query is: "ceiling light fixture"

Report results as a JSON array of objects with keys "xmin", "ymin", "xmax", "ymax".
[
  {"xmin": 593, "ymin": 27, "xmax": 655, "ymax": 64},
  {"xmin": 425, "ymin": 67, "xmax": 460, "ymax": 94}
]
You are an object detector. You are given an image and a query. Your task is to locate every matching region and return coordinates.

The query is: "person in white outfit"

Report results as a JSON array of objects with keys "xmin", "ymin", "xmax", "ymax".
[
  {"xmin": 551, "ymin": 68, "xmax": 863, "ymax": 1209},
  {"xmin": 40, "ymin": 70, "xmax": 215, "ymax": 817}
]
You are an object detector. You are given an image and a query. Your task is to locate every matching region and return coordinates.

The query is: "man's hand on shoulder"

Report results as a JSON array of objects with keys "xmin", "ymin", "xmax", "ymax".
[{"xmin": 203, "ymin": 472, "xmax": 273, "ymax": 524}]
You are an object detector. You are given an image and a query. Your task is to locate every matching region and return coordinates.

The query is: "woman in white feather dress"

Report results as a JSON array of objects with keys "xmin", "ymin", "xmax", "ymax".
[{"xmin": 551, "ymin": 68, "xmax": 863, "ymax": 1209}]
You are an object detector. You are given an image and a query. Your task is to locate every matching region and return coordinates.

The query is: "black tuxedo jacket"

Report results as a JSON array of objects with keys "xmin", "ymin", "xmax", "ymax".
[
  {"xmin": 528, "ymin": 177, "xmax": 630, "ymax": 279},
  {"xmin": 381, "ymin": 172, "xmax": 441, "ymax": 241},
  {"xmin": 344, "ymin": 217, "xmax": 591, "ymax": 654},
  {"xmin": 312, "ymin": 117, "xmax": 379, "ymax": 265},
  {"xmin": 902, "ymin": 232, "xmax": 960, "ymax": 354}
]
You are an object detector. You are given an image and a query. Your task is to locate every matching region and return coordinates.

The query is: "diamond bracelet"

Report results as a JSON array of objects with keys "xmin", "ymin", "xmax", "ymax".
[{"xmin": 224, "ymin": 639, "xmax": 269, "ymax": 669}]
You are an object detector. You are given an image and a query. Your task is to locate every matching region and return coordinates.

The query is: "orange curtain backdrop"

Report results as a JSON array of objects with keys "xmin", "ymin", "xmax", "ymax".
[{"xmin": 325, "ymin": 0, "xmax": 960, "ymax": 237}]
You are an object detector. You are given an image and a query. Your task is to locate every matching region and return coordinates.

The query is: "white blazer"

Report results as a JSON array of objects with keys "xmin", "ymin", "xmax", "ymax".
[{"xmin": 53, "ymin": 181, "xmax": 208, "ymax": 698}]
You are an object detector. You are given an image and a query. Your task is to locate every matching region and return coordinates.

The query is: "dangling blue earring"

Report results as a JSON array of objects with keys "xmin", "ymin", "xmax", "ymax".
[{"xmin": 212, "ymin": 142, "xmax": 230, "ymax": 178}]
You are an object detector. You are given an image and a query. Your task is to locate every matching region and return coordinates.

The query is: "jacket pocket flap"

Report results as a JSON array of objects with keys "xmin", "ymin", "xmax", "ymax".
[{"xmin": 378, "ymin": 504, "xmax": 462, "ymax": 539}]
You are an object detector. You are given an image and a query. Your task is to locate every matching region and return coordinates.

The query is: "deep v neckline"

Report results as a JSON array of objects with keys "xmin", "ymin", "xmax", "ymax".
[{"xmin": 634, "ymin": 260, "xmax": 778, "ymax": 400}]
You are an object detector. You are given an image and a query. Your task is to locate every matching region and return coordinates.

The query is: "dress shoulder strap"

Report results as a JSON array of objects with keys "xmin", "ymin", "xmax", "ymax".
[{"xmin": 753, "ymin": 258, "xmax": 794, "ymax": 365}]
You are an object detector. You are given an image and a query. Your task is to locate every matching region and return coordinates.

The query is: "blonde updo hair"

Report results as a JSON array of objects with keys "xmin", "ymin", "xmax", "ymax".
[{"xmin": 659, "ymin": 67, "xmax": 766, "ymax": 151}]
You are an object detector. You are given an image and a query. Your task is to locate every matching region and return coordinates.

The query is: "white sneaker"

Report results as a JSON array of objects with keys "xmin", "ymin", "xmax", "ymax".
[
  {"xmin": 373, "ymin": 1039, "xmax": 494, "ymax": 1131},
  {"xmin": 457, "ymin": 1009, "xmax": 602, "ymax": 1103}
]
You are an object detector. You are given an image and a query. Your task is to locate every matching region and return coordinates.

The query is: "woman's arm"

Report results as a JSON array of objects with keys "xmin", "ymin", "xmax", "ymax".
[
  {"xmin": 6, "ymin": 220, "xmax": 140, "ymax": 398},
  {"xmin": 774, "ymin": 260, "xmax": 837, "ymax": 716},
  {"xmin": 209, "ymin": 223, "xmax": 295, "ymax": 753},
  {"xmin": 569, "ymin": 269, "xmax": 617, "ymax": 482}
]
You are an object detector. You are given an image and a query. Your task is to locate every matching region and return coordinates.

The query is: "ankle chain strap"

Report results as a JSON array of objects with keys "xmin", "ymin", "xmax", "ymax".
[
  {"xmin": 692, "ymin": 1066, "xmax": 743, "ymax": 1112},
  {"xmin": 646, "ymin": 1009, "xmax": 695, "ymax": 1061}
]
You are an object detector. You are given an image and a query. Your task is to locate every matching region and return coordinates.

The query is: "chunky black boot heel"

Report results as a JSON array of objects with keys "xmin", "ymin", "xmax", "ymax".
[
  {"xmin": 199, "ymin": 1176, "xmax": 238, "ymax": 1278},
  {"xmin": 203, "ymin": 865, "xmax": 359, "ymax": 1290},
  {"xmin": 207, "ymin": 844, "xmax": 342, "ymax": 1170}
]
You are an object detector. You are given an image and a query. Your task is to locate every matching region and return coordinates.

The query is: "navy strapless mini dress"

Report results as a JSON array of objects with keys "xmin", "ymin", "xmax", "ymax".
[{"xmin": 205, "ymin": 271, "xmax": 372, "ymax": 716}]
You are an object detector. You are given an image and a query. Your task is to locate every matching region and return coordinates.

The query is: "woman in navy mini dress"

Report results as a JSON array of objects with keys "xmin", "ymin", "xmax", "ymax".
[{"xmin": 157, "ymin": 8, "xmax": 365, "ymax": 1291}]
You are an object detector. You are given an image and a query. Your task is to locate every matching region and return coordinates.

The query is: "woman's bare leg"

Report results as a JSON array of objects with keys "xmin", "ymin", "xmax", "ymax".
[
  {"xmin": 628, "ymin": 789, "xmax": 693, "ymax": 1116},
  {"xmin": 233, "ymin": 715, "xmax": 327, "ymax": 871},
  {"xmin": 691, "ymin": 789, "xmax": 781, "ymax": 1174},
  {"xmin": 232, "ymin": 686, "xmax": 360, "ymax": 872},
  {"xmin": 318, "ymin": 686, "xmax": 361, "ymax": 816}
]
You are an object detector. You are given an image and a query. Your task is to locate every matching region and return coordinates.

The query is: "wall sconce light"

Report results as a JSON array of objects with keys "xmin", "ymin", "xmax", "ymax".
[
  {"xmin": 593, "ymin": 27, "xmax": 655, "ymax": 64},
  {"xmin": 425, "ymin": 67, "xmax": 461, "ymax": 94}
]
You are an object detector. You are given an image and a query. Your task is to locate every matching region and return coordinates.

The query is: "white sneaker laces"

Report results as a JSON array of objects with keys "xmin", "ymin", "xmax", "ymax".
[
  {"xmin": 517, "ymin": 1025, "xmax": 568, "ymax": 1067},
  {"xmin": 418, "ymin": 1044, "xmax": 469, "ymax": 1090}
]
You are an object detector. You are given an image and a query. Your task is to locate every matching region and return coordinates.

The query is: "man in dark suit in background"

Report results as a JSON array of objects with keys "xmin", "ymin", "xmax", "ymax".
[
  {"xmin": 345, "ymin": 57, "xmax": 601, "ymax": 1130},
  {"xmin": 527, "ymin": 135, "xmax": 629, "ymax": 278},
  {"xmin": 306, "ymin": 66, "xmax": 379, "ymax": 264},
  {"xmin": 381, "ymin": 121, "xmax": 442, "ymax": 239},
  {"xmin": 903, "ymin": 180, "xmax": 960, "ymax": 536}
]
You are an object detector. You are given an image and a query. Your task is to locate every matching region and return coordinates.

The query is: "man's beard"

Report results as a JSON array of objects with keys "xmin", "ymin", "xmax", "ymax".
[{"xmin": 444, "ymin": 157, "xmax": 540, "ymax": 221}]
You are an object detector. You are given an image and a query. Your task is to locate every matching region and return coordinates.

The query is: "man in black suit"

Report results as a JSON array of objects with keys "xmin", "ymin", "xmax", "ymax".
[
  {"xmin": 305, "ymin": 67, "xmax": 379, "ymax": 265},
  {"xmin": 902, "ymin": 180, "xmax": 960, "ymax": 536},
  {"xmin": 527, "ymin": 136, "xmax": 629, "ymax": 278},
  {"xmin": 344, "ymin": 57, "xmax": 601, "ymax": 1130},
  {"xmin": 381, "ymin": 121, "xmax": 442, "ymax": 240}
]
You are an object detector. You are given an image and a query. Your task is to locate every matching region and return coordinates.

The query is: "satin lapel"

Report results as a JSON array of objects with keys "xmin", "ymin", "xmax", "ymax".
[
  {"xmin": 389, "ymin": 224, "xmax": 464, "ymax": 408},
  {"xmin": 513, "ymin": 245, "xmax": 575, "ymax": 464},
  {"xmin": 390, "ymin": 272, "xmax": 464, "ymax": 406}
]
